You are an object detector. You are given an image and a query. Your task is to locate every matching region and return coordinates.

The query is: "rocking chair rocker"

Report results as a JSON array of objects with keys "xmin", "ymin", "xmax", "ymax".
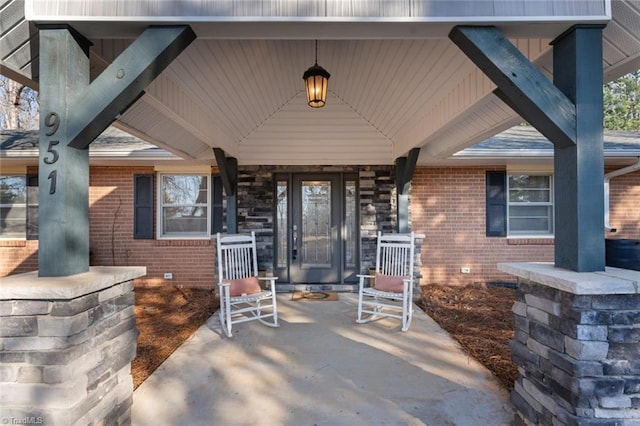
[{"xmin": 216, "ymin": 232, "xmax": 279, "ymax": 337}]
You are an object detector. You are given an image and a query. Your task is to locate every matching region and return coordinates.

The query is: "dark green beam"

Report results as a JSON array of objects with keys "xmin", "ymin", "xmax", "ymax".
[
  {"xmin": 449, "ymin": 26, "xmax": 576, "ymax": 148},
  {"xmin": 552, "ymin": 26, "xmax": 605, "ymax": 272},
  {"xmin": 37, "ymin": 25, "xmax": 196, "ymax": 277},
  {"xmin": 38, "ymin": 27, "xmax": 91, "ymax": 276},
  {"xmin": 213, "ymin": 148, "xmax": 238, "ymax": 233},
  {"xmin": 395, "ymin": 148, "xmax": 420, "ymax": 233},
  {"xmin": 396, "ymin": 148, "xmax": 420, "ymax": 195},
  {"xmin": 213, "ymin": 148, "xmax": 237, "ymax": 196},
  {"xmin": 450, "ymin": 25, "xmax": 606, "ymax": 272},
  {"xmin": 65, "ymin": 25, "xmax": 196, "ymax": 149}
]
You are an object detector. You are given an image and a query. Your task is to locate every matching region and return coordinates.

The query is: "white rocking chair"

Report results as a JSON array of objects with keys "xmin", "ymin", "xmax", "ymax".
[
  {"xmin": 357, "ymin": 232, "xmax": 417, "ymax": 332},
  {"xmin": 216, "ymin": 232, "xmax": 279, "ymax": 337}
]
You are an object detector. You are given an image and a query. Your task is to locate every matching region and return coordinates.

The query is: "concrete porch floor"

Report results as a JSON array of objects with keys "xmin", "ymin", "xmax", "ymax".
[{"xmin": 132, "ymin": 293, "xmax": 514, "ymax": 425}]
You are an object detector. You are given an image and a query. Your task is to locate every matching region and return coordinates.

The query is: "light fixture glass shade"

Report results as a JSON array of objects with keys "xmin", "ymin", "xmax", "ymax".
[{"xmin": 303, "ymin": 63, "xmax": 330, "ymax": 108}]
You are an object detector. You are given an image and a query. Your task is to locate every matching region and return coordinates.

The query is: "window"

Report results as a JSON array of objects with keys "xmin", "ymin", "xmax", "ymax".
[
  {"xmin": 507, "ymin": 174, "xmax": 554, "ymax": 236},
  {"xmin": 276, "ymin": 179, "xmax": 288, "ymax": 268},
  {"xmin": 158, "ymin": 174, "xmax": 210, "ymax": 238},
  {"xmin": 0, "ymin": 176, "xmax": 27, "ymax": 239},
  {"xmin": 0, "ymin": 175, "xmax": 38, "ymax": 240}
]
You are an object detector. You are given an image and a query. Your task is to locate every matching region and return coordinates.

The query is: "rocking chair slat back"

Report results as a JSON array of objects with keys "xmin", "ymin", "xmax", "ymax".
[
  {"xmin": 218, "ymin": 237, "xmax": 258, "ymax": 281},
  {"xmin": 378, "ymin": 239, "xmax": 413, "ymax": 277}
]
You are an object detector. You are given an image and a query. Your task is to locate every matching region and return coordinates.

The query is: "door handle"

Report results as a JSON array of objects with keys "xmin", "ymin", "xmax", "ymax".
[{"xmin": 292, "ymin": 225, "xmax": 297, "ymax": 260}]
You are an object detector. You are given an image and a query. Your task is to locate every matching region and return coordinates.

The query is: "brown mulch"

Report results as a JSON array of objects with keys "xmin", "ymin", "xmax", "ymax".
[
  {"xmin": 417, "ymin": 283, "xmax": 518, "ymax": 391},
  {"xmin": 132, "ymin": 283, "xmax": 517, "ymax": 391},
  {"xmin": 132, "ymin": 286, "xmax": 218, "ymax": 389}
]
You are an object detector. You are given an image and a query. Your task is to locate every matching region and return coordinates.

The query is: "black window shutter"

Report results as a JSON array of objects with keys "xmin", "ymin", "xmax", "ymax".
[
  {"xmin": 134, "ymin": 174, "xmax": 154, "ymax": 239},
  {"xmin": 486, "ymin": 171, "xmax": 507, "ymax": 237},
  {"xmin": 211, "ymin": 174, "xmax": 223, "ymax": 234}
]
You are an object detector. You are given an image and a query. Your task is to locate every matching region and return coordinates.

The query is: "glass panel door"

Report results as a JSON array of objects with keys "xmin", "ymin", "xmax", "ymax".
[
  {"xmin": 291, "ymin": 174, "xmax": 341, "ymax": 283},
  {"xmin": 275, "ymin": 173, "xmax": 359, "ymax": 285},
  {"xmin": 301, "ymin": 180, "xmax": 332, "ymax": 267}
]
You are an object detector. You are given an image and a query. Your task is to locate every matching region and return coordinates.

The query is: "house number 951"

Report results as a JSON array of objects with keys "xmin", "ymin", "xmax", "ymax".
[{"xmin": 43, "ymin": 112, "xmax": 60, "ymax": 194}]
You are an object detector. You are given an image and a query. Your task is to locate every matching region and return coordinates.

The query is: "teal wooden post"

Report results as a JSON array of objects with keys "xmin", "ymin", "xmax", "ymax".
[
  {"xmin": 449, "ymin": 25, "xmax": 606, "ymax": 272},
  {"xmin": 395, "ymin": 148, "xmax": 420, "ymax": 234},
  {"xmin": 552, "ymin": 26, "xmax": 605, "ymax": 271},
  {"xmin": 213, "ymin": 148, "xmax": 238, "ymax": 233},
  {"xmin": 38, "ymin": 27, "xmax": 91, "ymax": 276},
  {"xmin": 37, "ymin": 25, "xmax": 196, "ymax": 276}
]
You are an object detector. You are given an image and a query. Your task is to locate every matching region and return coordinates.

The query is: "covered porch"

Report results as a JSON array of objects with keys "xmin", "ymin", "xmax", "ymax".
[{"xmin": 1, "ymin": 0, "xmax": 640, "ymax": 424}]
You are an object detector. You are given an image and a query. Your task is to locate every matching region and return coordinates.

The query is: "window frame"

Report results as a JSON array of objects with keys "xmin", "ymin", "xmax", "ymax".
[
  {"xmin": 156, "ymin": 172, "xmax": 211, "ymax": 240},
  {"xmin": 506, "ymin": 173, "xmax": 554, "ymax": 238}
]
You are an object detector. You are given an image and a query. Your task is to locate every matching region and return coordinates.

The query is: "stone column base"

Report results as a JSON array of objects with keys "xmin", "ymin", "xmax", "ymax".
[
  {"xmin": 1, "ymin": 266, "xmax": 146, "ymax": 426},
  {"xmin": 499, "ymin": 262, "xmax": 640, "ymax": 425}
]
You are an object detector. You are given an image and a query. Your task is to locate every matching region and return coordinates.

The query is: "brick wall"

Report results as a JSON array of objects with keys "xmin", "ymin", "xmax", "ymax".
[
  {"xmin": 0, "ymin": 240, "xmax": 38, "ymax": 276},
  {"xmin": 410, "ymin": 167, "xmax": 640, "ymax": 286},
  {"xmin": 607, "ymin": 169, "xmax": 640, "ymax": 239},
  {"xmin": 88, "ymin": 166, "xmax": 215, "ymax": 288}
]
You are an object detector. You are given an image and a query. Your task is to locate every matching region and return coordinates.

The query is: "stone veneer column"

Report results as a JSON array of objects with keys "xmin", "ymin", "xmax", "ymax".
[
  {"xmin": 0, "ymin": 266, "xmax": 145, "ymax": 425},
  {"xmin": 499, "ymin": 262, "xmax": 640, "ymax": 425}
]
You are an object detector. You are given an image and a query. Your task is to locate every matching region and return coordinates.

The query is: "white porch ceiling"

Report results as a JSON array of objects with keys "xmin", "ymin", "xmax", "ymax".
[{"xmin": 2, "ymin": 0, "xmax": 640, "ymax": 166}]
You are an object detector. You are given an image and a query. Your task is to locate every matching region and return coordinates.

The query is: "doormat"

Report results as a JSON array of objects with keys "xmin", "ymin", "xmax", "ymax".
[{"xmin": 291, "ymin": 291, "xmax": 339, "ymax": 301}]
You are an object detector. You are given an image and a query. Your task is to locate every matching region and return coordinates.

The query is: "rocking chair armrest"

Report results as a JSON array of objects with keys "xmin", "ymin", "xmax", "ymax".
[
  {"xmin": 217, "ymin": 281, "xmax": 230, "ymax": 297},
  {"xmin": 402, "ymin": 277, "xmax": 415, "ymax": 293},
  {"xmin": 257, "ymin": 276, "xmax": 278, "ymax": 282},
  {"xmin": 257, "ymin": 276, "xmax": 277, "ymax": 290},
  {"xmin": 356, "ymin": 274, "xmax": 374, "ymax": 279},
  {"xmin": 357, "ymin": 274, "xmax": 374, "ymax": 289}
]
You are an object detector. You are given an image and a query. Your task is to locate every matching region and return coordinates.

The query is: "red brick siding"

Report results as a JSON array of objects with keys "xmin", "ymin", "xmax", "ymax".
[
  {"xmin": 411, "ymin": 167, "xmax": 640, "ymax": 286},
  {"xmin": 0, "ymin": 240, "xmax": 38, "ymax": 276},
  {"xmin": 89, "ymin": 166, "xmax": 215, "ymax": 288},
  {"xmin": 607, "ymin": 169, "xmax": 640, "ymax": 239}
]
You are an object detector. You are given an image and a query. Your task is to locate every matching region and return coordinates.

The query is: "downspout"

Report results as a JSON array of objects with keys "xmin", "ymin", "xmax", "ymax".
[{"xmin": 605, "ymin": 157, "xmax": 640, "ymax": 232}]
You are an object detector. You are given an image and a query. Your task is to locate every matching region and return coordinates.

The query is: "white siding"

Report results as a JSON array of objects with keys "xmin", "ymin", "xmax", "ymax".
[
  {"xmin": 26, "ymin": 0, "xmax": 607, "ymax": 18},
  {"xmin": 239, "ymin": 92, "xmax": 392, "ymax": 165}
]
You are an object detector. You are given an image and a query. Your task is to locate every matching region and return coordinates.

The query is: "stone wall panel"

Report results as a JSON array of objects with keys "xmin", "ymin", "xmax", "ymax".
[
  {"xmin": 510, "ymin": 276, "xmax": 640, "ymax": 424},
  {"xmin": 0, "ymin": 268, "xmax": 142, "ymax": 425}
]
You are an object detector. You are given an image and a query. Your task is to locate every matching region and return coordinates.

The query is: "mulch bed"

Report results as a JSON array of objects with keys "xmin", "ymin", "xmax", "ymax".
[
  {"xmin": 417, "ymin": 283, "xmax": 518, "ymax": 390},
  {"xmin": 132, "ymin": 283, "xmax": 518, "ymax": 391},
  {"xmin": 132, "ymin": 286, "xmax": 218, "ymax": 389}
]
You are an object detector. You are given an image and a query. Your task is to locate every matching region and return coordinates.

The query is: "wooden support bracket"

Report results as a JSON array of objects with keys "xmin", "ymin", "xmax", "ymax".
[
  {"xmin": 449, "ymin": 26, "xmax": 576, "ymax": 148},
  {"xmin": 396, "ymin": 148, "xmax": 420, "ymax": 195},
  {"xmin": 66, "ymin": 25, "xmax": 196, "ymax": 149},
  {"xmin": 213, "ymin": 148, "xmax": 237, "ymax": 196}
]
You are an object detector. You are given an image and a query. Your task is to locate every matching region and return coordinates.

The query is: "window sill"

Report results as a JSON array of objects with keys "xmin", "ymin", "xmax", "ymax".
[
  {"xmin": 0, "ymin": 240, "xmax": 28, "ymax": 247},
  {"xmin": 153, "ymin": 239, "xmax": 212, "ymax": 247},
  {"xmin": 507, "ymin": 238, "xmax": 554, "ymax": 245}
]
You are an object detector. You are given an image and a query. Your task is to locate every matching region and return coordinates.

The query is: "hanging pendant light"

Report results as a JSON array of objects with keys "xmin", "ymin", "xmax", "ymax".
[{"xmin": 303, "ymin": 40, "xmax": 330, "ymax": 108}]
